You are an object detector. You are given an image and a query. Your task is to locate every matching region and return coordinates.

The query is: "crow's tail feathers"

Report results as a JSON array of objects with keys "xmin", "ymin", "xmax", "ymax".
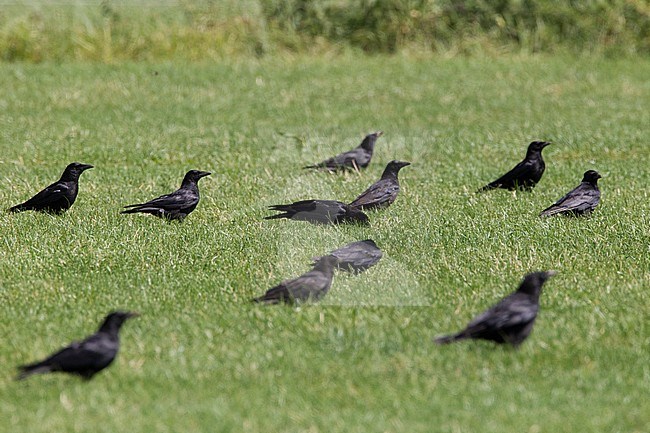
[
  {"xmin": 121, "ymin": 204, "xmax": 150, "ymax": 214},
  {"xmin": 434, "ymin": 333, "xmax": 465, "ymax": 345},
  {"xmin": 16, "ymin": 363, "xmax": 50, "ymax": 381},
  {"xmin": 539, "ymin": 207, "xmax": 564, "ymax": 217},
  {"xmin": 303, "ymin": 164, "xmax": 337, "ymax": 172},
  {"xmin": 123, "ymin": 203, "xmax": 146, "ymax": 209},
  {"xmin": 267, "ymin": 204, "xmax": 293, "ymax": 211},
  {"xmin": 8, "ymin": 204, "xmax": 26, "ymax": 213},
  {"xmin": 265, "ymin": 205, "xmax": 294, "ymax": 220},
  {"xmin": 252, "ymin": 284, "xmax": 290, "ymax": 304},
  {"xmin": 263, "ymin": 213, "xmax": 289, "ymax": 220},
  {"xmin": 252, "ymin": 295, "xmax": 282, "ymax": 304}
]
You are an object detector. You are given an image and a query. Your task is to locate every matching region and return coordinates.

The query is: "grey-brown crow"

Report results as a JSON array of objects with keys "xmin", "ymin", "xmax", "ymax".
[
  {"xmin": 540, "ymin": 170, "xmax": 601, "ymax": 217},
  {"xmin": 122, "ymin": 170, "xmax": 210, "ymax": 221},
  {"xmin": 349, "ymin": 160, "xmax": 410, "ymax": 211},
  {"xmin": 265, "ymin": 200, "xmax": 369, "ymax": 225},
  {"xmin": 435, "ymin": 271, "xmax": 556, "ymax": 347},
  {"xmin": 313, "ymin": 239, "xmax": 382, "ymax": 273},
  {"xmin": 253, "ymin": 256, "xmax": 339, "ymax": 304},
  {"xmin": 17, "ymin": 311, "xmax": 138, "ymax": 380},
  {"xmin": 303, "ymin": 131, "xmax": 383, "ymax": 171}
]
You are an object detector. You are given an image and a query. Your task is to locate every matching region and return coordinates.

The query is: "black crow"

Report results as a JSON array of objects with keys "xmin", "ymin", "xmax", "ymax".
[
  {"xmin": 253, "ymin": 255, "xmax": 339, "ymax": 304},
  {"xmin": 9, "ymin": 162, "xmax": 94, "ymax": 214},
  {"xmin": 122, "ymin": 170, "xmax": 210, "ymax": 221},
  {"xmin": 540, "ymin": 170, "xmax": 602, "ymax": 217},
  {"xmin": 349, "ymin": 160, "xmax": 410, "ymax": 211},
  {"xmin": 17, "ymin": 311, "xmax": 138, "ymax": 380},
  {"xmin": 303, "ymin": 131, "xmax": 383, "ymax": 171},
  {"xmin": 265, "ymin": 200, "xmax": 370, "ymax": 225},
  {"xmin": 478, "ymin": 141, "xmax": 551, "ymax": 192},
  {"xmin": 313, "ymin": 239, "xmax": 383, "ymax": 273},
  {"xmin": 435, "ymin": 271, "xmax": 556, "ymax": 347}
]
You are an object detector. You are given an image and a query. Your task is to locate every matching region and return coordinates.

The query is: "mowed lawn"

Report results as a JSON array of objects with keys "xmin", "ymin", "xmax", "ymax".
[{"xmin": 0, "ymin": 57, "xmax": 649, "ymax": 433}]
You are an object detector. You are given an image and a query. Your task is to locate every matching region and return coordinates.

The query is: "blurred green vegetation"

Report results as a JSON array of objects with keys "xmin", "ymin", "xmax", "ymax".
[{"xmin": 1, "ymin": 0, "xmax": 649, "ymax": 62}]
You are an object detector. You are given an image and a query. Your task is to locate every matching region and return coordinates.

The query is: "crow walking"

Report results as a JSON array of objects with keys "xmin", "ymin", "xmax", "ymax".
[
  {"xmin": 540, "ymin": 170, "xmax": 601, "ymax": 217},
  {"xmin": 253, "ymin": 256, "xmax": 339, "ymax": 304},
  {"xmin": 303, "ymin": 131, "xmax": 383, "ymax": 171},
  {"xmin": 265, "ymin": 200, "xmax": 370, "ymax": 225},
  {"xmin": 478, "ymin": 141, "xmax": 551, "ymax": 192},
  {"xmin": 349, "ymin": 160, "xmax": 410, "ymax": 211},
  {"xmin": 435, "ymin": 271, "xmax": 556, "ymax": 347},
  {"xmin": 122, "ymin": 170, "xmax": 210, "ymax": 221},
  {"xmin": 313, "ymin": 239, "xmax": 382, "ymax": 273},
  {"xmin": 9, "ymin": 162, "xmax": 93, "ymax": 214},
  {"xmin": 17, "ymin": 311, "xmax": 138, "ymax": 380}
]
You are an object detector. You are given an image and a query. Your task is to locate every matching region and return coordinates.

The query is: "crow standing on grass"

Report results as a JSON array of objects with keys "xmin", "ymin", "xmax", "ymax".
[
  {"xmin": 478, "ymin": 141, "xmax": 551, "ymax": 192},
  {"xmin": 265, "ymin": 200, "xmax": 370, "ymax": 225},
  {"xmin": 8, "ymin": 162, "xmax": 94, "ymax": 214},
  {"xmin": 435, "ymin": 271, "xmax": 556, "ymax": 347},
  {"xmin": 349, "ymin": 160, "xmax": 410, "ymax": 211},
  {"xmin": 313, "ymin": 239, "xmax": 383, "ymax": 273},
  {"xmin": 253, "ymin": 255, "xmax": 339, "ymax": 304},
  {"xmin": 17, "ymin": 311, "xmax": 139, "ymax": 380},
  {"xmin": 121, "ymin": 170, "xmax": 210, "ymax": 221},
  {"xmin": 303, "ymin": 131, "xmax": 383, "ymax": 171},
  {"xmin": 540, "ymin": 170, "xmax": 602, "ymax": 217}
]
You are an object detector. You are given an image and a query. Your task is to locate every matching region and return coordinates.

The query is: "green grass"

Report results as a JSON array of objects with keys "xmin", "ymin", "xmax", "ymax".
[{"xmin": 0, "ymin": 56, "xmax": 649, "ymax": 432}]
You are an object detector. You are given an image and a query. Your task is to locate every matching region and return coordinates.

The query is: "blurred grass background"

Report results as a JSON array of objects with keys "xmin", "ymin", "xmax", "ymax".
[{"xmin": 1, "ymin": 0, "xmax": 649, "ymax": 62}]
